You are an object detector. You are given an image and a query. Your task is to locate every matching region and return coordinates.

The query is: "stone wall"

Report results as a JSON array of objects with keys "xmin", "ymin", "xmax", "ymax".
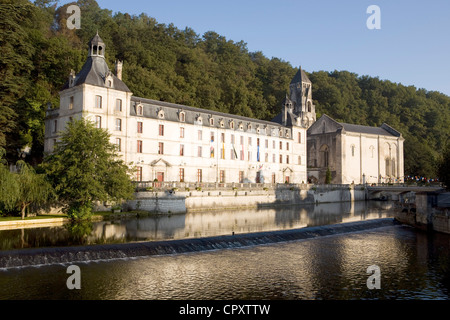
[{"xmin": 124, "ymin": 184, "xmax": 367, "ymax": 214}]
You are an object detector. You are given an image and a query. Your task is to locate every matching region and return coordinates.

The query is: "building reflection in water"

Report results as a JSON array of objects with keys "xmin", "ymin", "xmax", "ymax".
[{"xmin": 0, "ymin": 201, "xmax": 395, "ymax": 249}]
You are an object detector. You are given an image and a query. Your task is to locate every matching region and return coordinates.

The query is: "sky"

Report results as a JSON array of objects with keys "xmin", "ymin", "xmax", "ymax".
[{"xmin": 59, "ymin": 0, "xmax": 450, "ymax": 96}]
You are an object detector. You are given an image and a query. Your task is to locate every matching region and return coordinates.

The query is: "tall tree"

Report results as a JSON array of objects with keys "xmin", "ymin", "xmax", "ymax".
[{"xmin": 41, "ymin": 119, "xmax": 135, "ymax": 219}]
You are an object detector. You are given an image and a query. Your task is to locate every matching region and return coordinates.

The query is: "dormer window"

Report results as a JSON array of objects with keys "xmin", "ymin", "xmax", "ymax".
[
  {"xmin": 158, "ymin": 109, "xmax": 165, "ymax": 119},
  {"xmin": 229, "ymin": 121, "xmax": 234, "ymax": 129},
  {"xmin": 256, "ymin": 126, "xmax": 260, "ymax": 134},
  {"xmin": 179, "ymin": 111, "xmax": 186, "ymax": 122},
  {"xmin": 196, "ymin": 115, "xmax": 203, "ymax": 124},
  {"xmin": 209, "ymin": 117, "xmax": 214, "ymax": 126},
  {"xmin": 219, "ymin": 119, "xmax": 224, "ymax": 128},
  {"xmin": 136, "ymin": 103, "xmax": 143, "ymax": 116},
  {"xmin": 247, "ymin": 123, "xmax": 252, "ymax": 131},
  {"xmin": 239, "ymin": 122, "xmax": 243, "ymax": 130},
  {"xmin": 285, "ymin": 130, "xmax": 290, "ymax": 138}
]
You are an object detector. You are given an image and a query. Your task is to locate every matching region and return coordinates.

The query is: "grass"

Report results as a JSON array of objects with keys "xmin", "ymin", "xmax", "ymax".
[{"xmin": 0, "ymin": 214, "xmax": 68, "ymax": 222}]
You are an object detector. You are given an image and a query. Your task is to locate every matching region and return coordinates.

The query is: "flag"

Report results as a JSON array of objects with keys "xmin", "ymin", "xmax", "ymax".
[
  {"xmin": 257, "ymin": 145, "xmax": 260, "ymax": 162},
  {"xmin": 233, "ymin": 144, "xmax": 238, "ymax": 159}
]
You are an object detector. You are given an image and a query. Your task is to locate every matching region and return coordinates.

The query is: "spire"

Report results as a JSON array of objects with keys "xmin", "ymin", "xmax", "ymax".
[{"xmin": 290, "ymin": 66, "xmax": 311, "ymax": 84}]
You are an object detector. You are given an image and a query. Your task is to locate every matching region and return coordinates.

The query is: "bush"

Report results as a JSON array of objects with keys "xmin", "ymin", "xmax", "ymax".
[{"xmin": 67, "ymin": 203, "xmax": 93, "ymax": 221}]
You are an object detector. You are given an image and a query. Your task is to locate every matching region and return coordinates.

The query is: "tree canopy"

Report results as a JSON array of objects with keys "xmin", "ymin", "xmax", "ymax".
[
  {"xmin": 41, "ymin": 118, "xmax": 134, "ymax": 219},
  {"xmin": 1, "ymin": 0, "xmax": 448, "ymax": 180}
]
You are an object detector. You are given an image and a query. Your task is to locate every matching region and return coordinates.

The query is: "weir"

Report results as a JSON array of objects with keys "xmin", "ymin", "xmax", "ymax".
[{"xmin": 0, "ymin": 218, "xmax": 398, "ymax": 269}]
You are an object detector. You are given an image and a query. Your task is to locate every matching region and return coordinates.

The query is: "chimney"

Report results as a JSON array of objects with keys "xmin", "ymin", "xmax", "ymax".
[{"xmin": 115, "ymin": 60, "xmax": 123, "ymax": 80}]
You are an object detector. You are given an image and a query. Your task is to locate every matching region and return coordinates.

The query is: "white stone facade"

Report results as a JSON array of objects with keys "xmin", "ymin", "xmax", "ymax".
[{"xmin": 44, "ymin": 33, "xmax": 308, "ymax": 184}]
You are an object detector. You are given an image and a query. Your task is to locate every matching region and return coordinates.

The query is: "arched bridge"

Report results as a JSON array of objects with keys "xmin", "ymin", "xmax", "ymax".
[{"xmin": 366, "ymin": 184, "xmax": 444, "ymax": 201}]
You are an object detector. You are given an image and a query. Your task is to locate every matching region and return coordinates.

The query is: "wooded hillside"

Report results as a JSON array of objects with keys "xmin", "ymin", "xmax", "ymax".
[{"xmin": 1, "ymin": 0, "xmax": 448, "ymax": 179}]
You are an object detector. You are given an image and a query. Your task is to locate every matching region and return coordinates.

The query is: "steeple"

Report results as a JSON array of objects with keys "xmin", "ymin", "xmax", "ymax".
[
  {"xmin": 88, "ymin": 31, "xmax": 106, "ymax": 57},
  {"xmin": 289, "ymin": 66, "xmax": 316, "ymax": 128}
]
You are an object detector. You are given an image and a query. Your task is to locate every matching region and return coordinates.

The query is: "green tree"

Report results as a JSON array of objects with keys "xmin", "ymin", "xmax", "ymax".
[
  {"xmin": 437, "ymin": 143, "xmax": 450, "ymax": 190},
  {"xmin": 325, "ymin": 167, "xmax": 332, "ymax": 184},
  {"xmin": 14, "ymin": 160, "xmax": 54, "ymax": 219},
  {"xmin": 41, "ymin": 119, "xmax": 135, "ymax": 220}
]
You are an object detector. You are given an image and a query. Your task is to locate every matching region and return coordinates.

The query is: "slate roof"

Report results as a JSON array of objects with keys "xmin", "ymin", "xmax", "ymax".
[
  {"xmin": 61, "ymin": 56, "xmax": 131, "ymax": 92},
  {"xmin": 290, "ymin": 67, "xmax": 311, "ymax": 84},
  {"xmin": 339, "ymin": 123, "xmax": 393, "ymax": 136},
  {"xmin": 130, "ymin": 96, "xmax": 292, "ymax": 137},
  {"xmin": 313, "ymin": 114, "xmax": 401, "ymax": 137}
]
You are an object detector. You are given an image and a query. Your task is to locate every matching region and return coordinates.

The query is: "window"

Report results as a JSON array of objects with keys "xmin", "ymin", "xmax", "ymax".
[
  {"xmin": 136, "ymin": 104, "xmax": 143, "ymax": 115},
  {"xmin": 298, "ymin": 156, "xmax": 301, "ymax": 165},
  {"xmin": 220, "ymin": 170, "xmax": 225, "ymax": 183},
  {"xmin": 210, "ymin": 132, "xmax": 215, "ymax": 143},
  {"xmin": 115, "ymin": 118, "xmax": 122, "ymax": 131},
  {"xmin": 265, "ymin": 153, "xmax": 268, "ymax": 162},
  {"xmin": 265, "ymin": 139, "xmax": 268, "ymax": 148},
  {"xmin": 197, "ymin": 169, "xmax": 202, "ymax": 183},
  {"xmin": 137, "ymin": 121, "xmax": 143, "ymax": 134},
  {"xmin": 351, "ymin": 145, "xmax": 355, "ymax": 157},
  {"xmin": 248, "ymin": 151, "xmax": 252, "ymax": 161},
  {"xmin": 231, "ymin": 134, "xmax": 235, "ymax": 144},
  {"xmin": 240, "ymin": 136, "xmax": 244, "ymax": 145},
  {"xmin": 95, "ymin": 116, "xmax": 101, "ymax": 128},
  {"xmin": 240, "ymin": 149, "xmax": 244, "ymax": 161},
  {"xmin": 180, "ymin": 144, "xmax": 184, "ymax": 156},
  {"xmin": 286, "ymin": 155, "xmax": 289, "ymax": 164},
  {"xmin": 230, "ymin": 121, "xmax": 234, "ymax": 129},
  {"xmin": 179, "ymin": 168, "xmax": 185, "ymax": 182},
  {"xmin": 221, "ymin": 146, "xmax": 225, "ymax": 159},
  {"xmin": 53, "ymin": 120, "xmax": 57, "ymax": 133},
  {"xmin": 272, "ymin": 173, "xmax": 276, "ymax": 184},
  {"xmin": 298, "ymin": 132, "xmax": 302, "ymax": 143},
  {"xmin": 115, "ymin": 99, "xmax": 122, "ymax": 112},
  {"xmin": 136, "ymin": 167, "xmax": 142, "ymax": 182},
  {"xmin": 273, "ymin": 154, "xmax": 275, "ymax": 163},
  {"xmin": 95, "ymin": 95, "xmax": 102, "ymax": 108},
  {"xmin": 221, "ymin": 133, "xmax": 225, "ymax": 143},
  {"xmin": 158, "ymin": 142, "xmax": 164, "ymax": 155},
  {"xmin": 248, "ymin": 137, "xmax": 252, "ymax": 146},
  {"xmin": 286, "ymin": 142, "xmax": 289, "ymax": 151},
  {"xmin": 280, "ymin": 141, "xmax": 283, "ymax": 150},
  {"xmin": 198, "ymin": 130, "xmax": 202, "ymax": 141},
  {"xmin": 210, "ymin": 118, "xmax": 214, "ymax": 126},
  {"xmin": 180, "ymin": 112, "xmax": 185, "ymax": 122},
  {"xmin": 137, "ymin": 140, "xmax": 143, "ymax": 153},
  {"xmin": 115, "ymin": 138, "xmax": 121, "ymax": 152},
  {"xmin": 280, "ymin": 154, "xmax": 283, "ymax": 163},
  {"xmin": 273, "ymin": 141, "xmax": 276, "ymax": 149},
  {"xmin": 69, "ymin": 96, "xmax": 74, "ymax": 110},
  {"xmin": 239, "ymin": 171, "xmax": 244, "ymax": 183},
  {"xmin": 180, "ymin": 127, "xmax": 185, "ymax": 138},
  {"xmin": 198, "ymin": 146, "xmax": 202, "ymax": 157},
  {"xmin": 159, "ymin": 124, "xmax": 164, "ymax": 136}
]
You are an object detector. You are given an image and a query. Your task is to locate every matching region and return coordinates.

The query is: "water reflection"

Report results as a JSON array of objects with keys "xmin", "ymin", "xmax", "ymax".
[
  {"xmin": 3, "ymin": 224, "xmax": 450, "ymax": 300},
  {"xmin": 0, "ymin": 201, "xmax": 394, "ymax": 250}
]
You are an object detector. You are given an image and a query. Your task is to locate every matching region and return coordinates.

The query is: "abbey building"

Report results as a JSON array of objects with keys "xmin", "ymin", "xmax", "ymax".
[{"xmin": 44, "ymin": 33, "xmax": 404, "ymax": 185}]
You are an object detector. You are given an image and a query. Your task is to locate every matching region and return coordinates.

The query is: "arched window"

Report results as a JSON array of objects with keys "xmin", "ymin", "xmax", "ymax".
[
  {"xmin": 351, "ymin": 144, "xmax": 355, "ymax": 157},
  {"xmin": 320, "ymin": 144, "xmax": 329, "ymax": 168}
]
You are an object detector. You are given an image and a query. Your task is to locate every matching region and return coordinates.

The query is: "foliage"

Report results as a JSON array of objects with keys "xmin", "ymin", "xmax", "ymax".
[
  {"xmin": 437, "ymin": 143, "xmax": 450, "ymax": 190},
  {"xmin": 0, "ymin": 149, "xmax": 53, "ymax": 218},
  {"xmin": 1, "ymin": 0, "xmax": 449, "ymax": 181},
  {"xmin": 41, "ymin": 118, "xmax": 134, "ymax": 220},
  {"xmin": 325, "ymin": 167, "xmax": 332, "ymax": 184}
]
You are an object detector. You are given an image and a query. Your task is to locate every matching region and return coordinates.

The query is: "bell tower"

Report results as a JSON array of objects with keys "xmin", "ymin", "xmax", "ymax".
[
  {"xmin": 88, "ymin": 31, "xmax": 106, "ymax": 58},
  {"xmin": 289, "ymin": 66, "xmax": 316, "ymax": 128}
]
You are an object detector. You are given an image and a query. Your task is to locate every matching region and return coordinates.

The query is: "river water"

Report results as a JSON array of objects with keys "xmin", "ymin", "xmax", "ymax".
[{"xmin": 1, "ymin": 201, "xmax": 450, "ymax": 300}]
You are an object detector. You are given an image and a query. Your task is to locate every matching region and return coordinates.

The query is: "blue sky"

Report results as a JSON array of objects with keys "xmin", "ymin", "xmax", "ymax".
[{"xmin": 60, "ymin": 0, "xmax": 450, "ymax": 96}]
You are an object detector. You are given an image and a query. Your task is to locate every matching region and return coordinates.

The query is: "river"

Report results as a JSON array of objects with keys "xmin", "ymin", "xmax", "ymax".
[{"xmin": 1, "ymin": 201, "xmax": 450, "ymax": 300}]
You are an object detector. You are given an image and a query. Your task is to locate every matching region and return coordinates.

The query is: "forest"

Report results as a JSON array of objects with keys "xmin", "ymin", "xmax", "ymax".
[{"xmin": 1, "ymin": 0, "xmax": 449, "ymax": 180}]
